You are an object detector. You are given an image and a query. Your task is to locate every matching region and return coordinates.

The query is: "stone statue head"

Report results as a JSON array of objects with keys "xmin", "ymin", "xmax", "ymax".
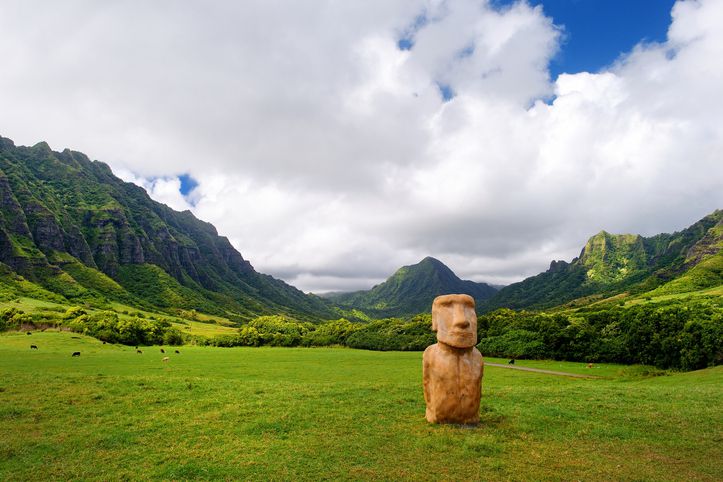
[{"xmin": 431, "ymin": 294, "xmax": 477, "ymax": 348}]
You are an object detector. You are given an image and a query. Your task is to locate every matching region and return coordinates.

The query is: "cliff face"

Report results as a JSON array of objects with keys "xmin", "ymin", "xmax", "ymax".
[
  {"xmin": 482, "ymin": 210, "xmax": 723, "ymax": 311},
  {"xmin": 0, "ymin": 136, "xmax": 334, "ymax": 321},
  {"xmin": 578, "ymin": 232, "xmax": 647, "ymax": 283}
]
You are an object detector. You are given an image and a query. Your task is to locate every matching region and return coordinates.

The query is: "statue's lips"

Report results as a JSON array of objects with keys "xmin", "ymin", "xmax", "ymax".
[{"xmin": 448, "ymin": 331, "xmax": 473, "ymax": 338}]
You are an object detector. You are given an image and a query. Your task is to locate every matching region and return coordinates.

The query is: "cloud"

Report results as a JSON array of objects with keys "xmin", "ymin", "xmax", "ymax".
[{"xmin": 0, "ymin": 0, "xmax": 721, "ymax": 292}]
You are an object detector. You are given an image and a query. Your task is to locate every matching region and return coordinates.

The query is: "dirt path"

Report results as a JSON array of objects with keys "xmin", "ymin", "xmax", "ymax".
[{"xmin": 485, "ymin": 362, "xmax": 601, "ymax": 379}]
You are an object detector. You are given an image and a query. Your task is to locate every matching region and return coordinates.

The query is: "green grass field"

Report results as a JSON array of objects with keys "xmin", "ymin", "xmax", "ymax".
[{"xmin": 1, "ymin": 331, "xmax": 721, "ymax": 481}]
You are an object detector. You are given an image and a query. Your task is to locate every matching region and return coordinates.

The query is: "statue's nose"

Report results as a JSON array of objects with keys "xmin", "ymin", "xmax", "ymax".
[{"xmin": 452, "ymin": 306, "xmax": 469, "ymax": 328}]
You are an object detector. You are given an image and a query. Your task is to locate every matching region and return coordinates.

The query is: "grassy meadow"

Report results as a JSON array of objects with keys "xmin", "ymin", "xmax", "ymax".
[{"xmin": 1, "ymin": 331, "xmax": 721, "ymax": 481}]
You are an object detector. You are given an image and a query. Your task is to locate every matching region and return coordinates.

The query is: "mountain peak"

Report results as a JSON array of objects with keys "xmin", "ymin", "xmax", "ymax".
[
  {"xmin": 329, "ymin": 256, "xmax": 497, "ymax": 317},
  {"xmin": 578, "ymin": 230, "xmax": 646, "ymax": 283},
  {"xmin": 415, "ymin": 256, "xmax": 452, "ymax": 273},
  {"xmin": 419, "ymin": 256, "xmax": 443, "ymax": 265},
  {"xmin": 31, "ymin": 141, "xmax": 52, "ymax": 152}
]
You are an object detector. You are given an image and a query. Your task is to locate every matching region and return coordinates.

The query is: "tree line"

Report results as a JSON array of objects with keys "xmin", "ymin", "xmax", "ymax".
[{"xmin": 2, "ymin": 297, "xmax": 720, "ymax": 371}]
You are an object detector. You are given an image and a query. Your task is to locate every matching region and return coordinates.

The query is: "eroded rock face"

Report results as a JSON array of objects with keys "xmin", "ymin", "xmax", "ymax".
[
  {"xmin": 0, "ymin": 171, "xmax": 31, "ymax": 237},
  {"xmin": 423, "ymin": 294, "xmax": 483, "ymax": 424}
]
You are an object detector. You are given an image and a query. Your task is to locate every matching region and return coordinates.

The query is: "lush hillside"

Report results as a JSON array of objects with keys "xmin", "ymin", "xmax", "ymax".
[
  {"xmin": 0, "ymin": 136, "xmax": 335, "ymax": 322},
  {"xmin": 326, "ymin": 256, "xmax": 497, "ymax": 317},
  {"xmin": 482, "ymin": 210, "xmax": 723, "ymax": 311}
]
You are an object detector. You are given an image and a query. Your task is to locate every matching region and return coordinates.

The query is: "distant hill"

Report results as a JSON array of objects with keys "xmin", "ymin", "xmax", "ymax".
[
  {"xmin": 326, "ymin": 256, "xmax": 498, "ymax": 317},
  {"xmin": 0, "ymin": 136, "xmax": 335, "ymax": 322},
  {"xmin": 482, "ymin": 210, "xmax": 723, "ymax": 311}
]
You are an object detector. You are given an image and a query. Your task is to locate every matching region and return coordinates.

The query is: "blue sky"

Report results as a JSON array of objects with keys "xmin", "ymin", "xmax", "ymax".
[
  {"xmin": 495, "ymin": 0, "xmax": 676, "ymax": 78},
  {"xmin": 178, "ymin": 174, "xmax": 198, "ymax": 196}
]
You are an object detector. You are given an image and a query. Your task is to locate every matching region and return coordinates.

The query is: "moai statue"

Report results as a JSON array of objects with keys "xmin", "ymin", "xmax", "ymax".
[{"xmin": 423, "ymin": 294, "xmax": 483, "ymax": 424}]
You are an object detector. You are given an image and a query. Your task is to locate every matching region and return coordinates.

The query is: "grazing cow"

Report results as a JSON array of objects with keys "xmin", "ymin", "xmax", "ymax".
[
  {"xmin": 174, "ymin": 350, "xmax": 180, "ymax": 354},
  {"xmin": 26, "ymin": 332, "xmax": 32, "ymax": 335},
  {"xmin": 586, "ymin": 363, "xmax": 594, "ymax": 369},
  {"xmin": 103, "ymin": 341, "xmax": 107, "ymax": 345},
  {"xmin": 508, "ymin": 359, "xmax": 515, "ymax": 365},
  {"xmin": 160, "ymin": 348, "xmax": 165, "ymax": 354},
  {"xmin": 72, "ymin": 352, "xmax": 81, "ymax": 357},
  {"xmin": 136, "ymin": 349, "xmax": 143, "ymax": 354},
  {"xmin": 162, "ymin": 356, "xmax": 170, "ymax": 362},
  {"xmin": 30, "ymin": 345, "xmax": 38, "ymax": 350}
]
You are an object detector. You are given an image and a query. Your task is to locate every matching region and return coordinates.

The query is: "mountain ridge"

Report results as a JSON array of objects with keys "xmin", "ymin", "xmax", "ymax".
[
  {"xmin": 481, "ymin": 210, "xmax": 723, "ymax": 311},
  {"xmin": 0, "ymin": 136, "xmax": 335, "ymax": 321}
]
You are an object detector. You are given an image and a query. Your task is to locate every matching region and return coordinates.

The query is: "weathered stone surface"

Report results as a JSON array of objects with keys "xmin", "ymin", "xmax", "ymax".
[
  {"xmin": 64, "ymin": 224, "xmax": 97, "ymax": 267},
  {"xmin": 0, "ymin": 171, "xmax": 32, "ymax": 237},
  {"xmin": 423, "ymin": 294, "xmax": 483, "ymax": 424}
]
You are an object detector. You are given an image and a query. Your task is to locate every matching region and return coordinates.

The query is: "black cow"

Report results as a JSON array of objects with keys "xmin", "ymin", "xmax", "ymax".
[
  {"xmin": 136, "ymin": 349, "xmax": 143, "ymax": 354},
  {"xmin": 508, "ymin": 359, "xmax": 515, "ymax": 365},
  {"xmin": 174, "ymin": 350, "xmax": 180, "ymax": 354},
  {"xmin": 26, "ymin": 332, "xmax": 32, "ymax": 335},
  {"xmin": 160, "ymin": 348, "xmax": 165, "ymax": 353},
  {"xmin": 30, "ymin": 345, "xmax": 38, "ymax": 350},
  {"xmin": 72, "ymin": 352, "xmax": 81, "ymax": 357}
]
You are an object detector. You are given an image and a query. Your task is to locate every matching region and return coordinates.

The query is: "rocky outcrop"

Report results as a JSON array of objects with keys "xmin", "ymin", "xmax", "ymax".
[
  {"xmin": 685, "ymin": 216, "xmax": 722, "ymax": 266},
  {"xmin": 24, "ymin": 201, "xmax": 65, "ymax": 252},
  {"xmin": 547, "ymin": 260, "xmax": 568, "ymax": 273},
  {"xmin": 63, "ymin": 224, "xmax": 96, "ymax": 267},
  {"xmin": 0, "ymin": 171, "xmax": 31, "ymax": 237}
]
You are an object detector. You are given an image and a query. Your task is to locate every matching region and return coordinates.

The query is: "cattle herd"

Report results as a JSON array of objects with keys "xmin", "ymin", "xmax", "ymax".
[{"xmin": 26, "ymin": 334, "xmax": 180, "ymax": 359}]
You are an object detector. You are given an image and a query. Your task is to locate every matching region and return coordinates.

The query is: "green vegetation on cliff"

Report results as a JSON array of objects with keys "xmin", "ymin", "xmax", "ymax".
[
  {"xmin": 483, "ymin": 210, "xmax": 723, "ymax": 311},
  {"xmin": 0, "ymin": 136, "xmax": 334, "ymax": 322}
]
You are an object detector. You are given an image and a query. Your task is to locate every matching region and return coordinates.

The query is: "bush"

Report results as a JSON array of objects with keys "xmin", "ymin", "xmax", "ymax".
[
  {"xmin": 678, "ymin": 316, "xmax": 723, "ymax": 370},
  {"xmin": 477, "ymin": 329, "xmax": 546, "ymax": 359},
  {"xmin": 475, "ymin": 299, "xmax": 723, "ymax": 370},
  {"xmin": 302, "ymin": 319, "xmax": 359, "ymax": 347},
  {"xmin": 60, "ymin": 309, "xmax": 181, "ymax": 346},
  {"xmin": 346, "ymin": 316, "xmax": 435, "ymax": 351},
  {"xmin": 0, "ymin": 307, "xmax": 24, "ymax": 331},
  {"xmin": 208, "ymin": 315, "xmax": 313, "ymax": 347}
]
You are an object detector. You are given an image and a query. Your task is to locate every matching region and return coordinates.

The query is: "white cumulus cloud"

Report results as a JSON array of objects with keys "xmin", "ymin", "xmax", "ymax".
[{"xmin": 0, "ymin": 0, "xmax": 720, "ymax": 292}]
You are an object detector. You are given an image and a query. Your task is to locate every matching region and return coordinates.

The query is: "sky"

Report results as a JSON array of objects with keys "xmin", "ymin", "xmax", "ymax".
[{"xmin": 0, "ymin": 0, "xmax": 721, "ymax": 293}]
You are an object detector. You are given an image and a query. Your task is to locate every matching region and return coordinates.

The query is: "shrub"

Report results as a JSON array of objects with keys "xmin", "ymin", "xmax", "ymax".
[
  {"xmin": 60, "ymin": 309, "xmax": 181, "ymax": 346},
  {"xmin": 475, "ymin": 299, "xmax": 723, "ymax": 370}
]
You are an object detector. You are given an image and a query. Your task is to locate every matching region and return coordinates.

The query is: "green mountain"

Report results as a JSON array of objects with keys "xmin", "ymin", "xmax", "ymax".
[
  {"xmin": 0, "ymin": 136, "xmax": 335, "ymax": 322},
  {"xmin": 482, "ymin": 210, "xmax": 723, "ymax": 311},
  {"xmin": 326, "ymin": 256, "xmax": 498, "ymax": 318}
]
